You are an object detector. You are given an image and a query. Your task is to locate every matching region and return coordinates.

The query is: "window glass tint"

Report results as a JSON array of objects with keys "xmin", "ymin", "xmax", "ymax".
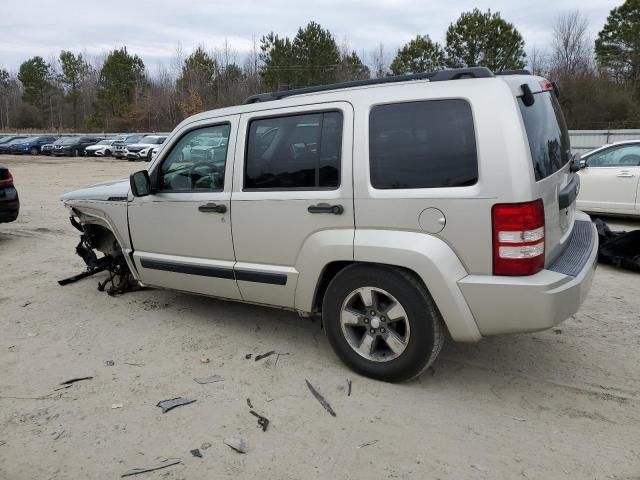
[
  {"xmin": 369, "ymin": 100, "xmax": 478, "ymax": 189},
  {"xmin": 245, "ymin": 111, "xmax": 342, "ymax": 189},
  {"xmin": 518, "ymin": 91, "xmax": 571, "ymax": 180},
  {"xmin": 587, "ymin": 144, "xmax": 640, "ymax": 167},
  {"xmin": 159, "ymin": 124, "xmax": 230, "ymax": 192}
]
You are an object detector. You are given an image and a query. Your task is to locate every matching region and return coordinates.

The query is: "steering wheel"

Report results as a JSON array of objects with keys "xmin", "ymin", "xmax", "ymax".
[
  {"xmin": 619, "ymin": 154, "xmax": 640, "ymax": 166},
  {"xmin": 189, "ymin": 162, "xmax": 222, "ymax": 188}
]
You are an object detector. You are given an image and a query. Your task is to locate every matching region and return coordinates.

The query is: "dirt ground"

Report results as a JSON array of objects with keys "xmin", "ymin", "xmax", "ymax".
[{"xmin": 0, "ymin": 155, "xmax": 639, "ymax": 480}]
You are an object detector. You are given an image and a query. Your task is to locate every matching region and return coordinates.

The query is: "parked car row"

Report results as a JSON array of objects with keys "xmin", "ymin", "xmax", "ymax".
[{"xmin": 0, "ymin": 133, "xmax": 168, "ymax": 161}]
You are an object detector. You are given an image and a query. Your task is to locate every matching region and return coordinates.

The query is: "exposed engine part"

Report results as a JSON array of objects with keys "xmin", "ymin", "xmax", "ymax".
[
  {"xmin": 97, "ymin": 252, "xmax": 141, "ymax": 296},
  {"xmin": 59, "ymin": 219, "xmax": 141, "ymax": 295}
]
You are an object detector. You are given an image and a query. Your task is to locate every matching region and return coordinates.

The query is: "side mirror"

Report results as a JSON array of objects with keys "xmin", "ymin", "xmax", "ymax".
[
  {"xmin": 579, "ymin": 159, "xmax": 587, "ymax": 169},
  {"xmin": 569, "ymin": 153, "xmax": 583, "ymax": 173},
  {"xmin": 130, "ymin": 170, "xmax": 151, "ymax": 197}
]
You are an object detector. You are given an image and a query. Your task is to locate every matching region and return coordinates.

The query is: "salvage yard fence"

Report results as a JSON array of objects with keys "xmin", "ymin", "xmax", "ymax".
[{"xmin": 569, "ymin": 130, "xmax": 640, "ymax": 154}]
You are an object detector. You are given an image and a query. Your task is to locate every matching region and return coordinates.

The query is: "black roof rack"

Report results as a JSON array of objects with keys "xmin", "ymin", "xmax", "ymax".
[
  {"xmin": 495, "ymin": 69, "xmax": 531, "ymax": 76},
  {"xmin": 243, "ymin": 67, "xmax": 494, "ymax": 104}
]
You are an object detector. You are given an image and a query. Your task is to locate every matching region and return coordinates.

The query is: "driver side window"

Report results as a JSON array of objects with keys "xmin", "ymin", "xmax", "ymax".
[
  {"xmin": 588, "ymin": 144, "xmax": 640, "ymax": 168},
  {"xmin": 159, "ymin": 124, "xmax": 231, "ymax": 192}
]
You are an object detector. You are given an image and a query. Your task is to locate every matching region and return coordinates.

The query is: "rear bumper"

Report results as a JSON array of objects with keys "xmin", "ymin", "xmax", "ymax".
[
  {"xmin": 0, "ymin": 187, "xmax": 19, "ymax": 223},
  {"xmin": 458, "ymin": 213, "xmax": 598, "ymax": 336}
]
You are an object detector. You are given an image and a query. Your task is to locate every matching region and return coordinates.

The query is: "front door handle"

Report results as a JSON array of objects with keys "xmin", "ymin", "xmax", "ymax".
[
  {"xmin": 198, "ymin": 203, "xmax": 227, "ymax": 213},
  {"xmin": 617, "ymin": 172, "xmax": 635, "ymax": 178},
  {"xmin": 308, "ymin": 203, "xmax": 344, "ymax": 215}
]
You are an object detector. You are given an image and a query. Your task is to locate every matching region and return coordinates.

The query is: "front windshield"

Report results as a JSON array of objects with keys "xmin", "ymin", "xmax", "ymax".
[
  {"xmin": 125, "ymin": 136, "xmax": 142, "ymax": 144},
  {"xmin": 95, "ymin": 139, "xmax": 112, "ymax": 145},
  {"xmin": 7, "ymin": 137, "xmax": 27, "ymax": 145},
  {"xmin": 139, "ymin": 136, "xmax": 162, "ymax": 144},
  {"xmin": 55, "ymin": 137, "xmax": 77, "ymax": 145}
]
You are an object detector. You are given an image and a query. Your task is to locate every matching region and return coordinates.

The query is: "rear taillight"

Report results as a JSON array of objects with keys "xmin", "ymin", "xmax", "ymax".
[
  {"xmin": 492, "ymin": 200, "xmax": 545, "ymax": 276},
  {"xmin": 0, "ymin": 170, "xmax": 13, "ymax": 187}
]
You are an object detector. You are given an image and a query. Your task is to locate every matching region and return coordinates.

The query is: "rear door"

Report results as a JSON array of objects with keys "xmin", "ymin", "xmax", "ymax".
[
  {"xmin": 518, "ymin": 87, "xmax": 576, "ymax": 263},
  {"xmin": 231, "ymin": 102, "xmax": 354, "ymax": 308},
  {"xmin": 578, "ymin": 144, "xmax": 640, "ymax": 213}
]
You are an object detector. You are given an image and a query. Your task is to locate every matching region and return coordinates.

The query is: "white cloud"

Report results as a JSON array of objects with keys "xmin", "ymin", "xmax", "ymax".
[{"xmin": 0, "ymin": 0, "xmax": 621, "ymax": 70}]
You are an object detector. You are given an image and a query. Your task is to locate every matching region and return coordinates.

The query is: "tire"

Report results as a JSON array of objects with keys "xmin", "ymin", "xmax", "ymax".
[
  {"xmin": 72, "ymin": 149, "xmax": 79, "ymax": 157},
  {"xmin": 29, "ymin": 147, "xmax": 38, "ymax": 155},
  {"xmin": 105, "ymin": 149, "xmax": 111, "ymax": 156},
  {"xmin": 322, "ymin": 264, "xmax": 445, "ymax": 383},
  {"xmin": 146, "ymin": 150, "xmax": 153, "ymax": 162}
]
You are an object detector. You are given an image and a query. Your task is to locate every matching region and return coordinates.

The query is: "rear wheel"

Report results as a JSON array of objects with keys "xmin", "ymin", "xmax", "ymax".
[{"xmin": 323, "ymin": 264, "xmax": 445, "ymax": 382}]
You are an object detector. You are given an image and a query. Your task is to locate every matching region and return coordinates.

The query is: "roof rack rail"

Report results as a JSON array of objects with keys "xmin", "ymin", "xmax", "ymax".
[
  {"xmin": 495, "ymin": 69, "xmax": 531, "ymax": 76},
  {"xmin": 243, "ymin": 67, "xmax": 494, "ymax": 104}
]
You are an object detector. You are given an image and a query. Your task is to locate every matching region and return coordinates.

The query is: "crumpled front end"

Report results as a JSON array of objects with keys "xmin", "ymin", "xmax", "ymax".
[{"xmin": 60, "ymin": 179, "xmax": 141, "ymax": 294}]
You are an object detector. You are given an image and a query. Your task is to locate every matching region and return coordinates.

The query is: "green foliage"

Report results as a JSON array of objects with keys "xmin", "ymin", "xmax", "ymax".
[
  {"xmin": 94, "ymin": 47, "xmax": 145, "ymax": 123},
  {"xmin": 17, "ymin": 56, "xmax": 52, "ymax": 125},
  {"xmin": 261, "ymin": 21, "xmax": 346, "ymax": 89},
  {"xmin": 0, "ymin": 69, "xmax": 9, "ymax": 90},
  {"xmin": 260, "ymin": 32, "xmax": 297, "ymax": 90},
  {"xmin": 596, "ymin": 0, "xmax": 640, "ymax": 85},
  {"xmin": 339, "ymin": 51, "xmax": 370, "ymax": 80},
  {"xmin": 176, "ymin": 47, "xmax": 218, "ymax": 108},
  {"xmin": 445, "ymin": 9, "xmax": 526, "ymax": 71},
  {"xmin": 59, "ymin": 51, "xmax": 89, "ymax": 129},
  {"xmin": 390, "ymin": 35, "xmax": 445, "ymax": 74}
]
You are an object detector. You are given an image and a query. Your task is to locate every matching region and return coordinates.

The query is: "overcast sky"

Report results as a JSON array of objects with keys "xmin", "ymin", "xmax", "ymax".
[{"xmin": 0, "ymin": 0, "xmax": 622, "ymax": 72}]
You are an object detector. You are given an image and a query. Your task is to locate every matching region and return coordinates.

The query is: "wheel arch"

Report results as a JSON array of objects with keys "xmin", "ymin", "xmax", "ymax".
[{"xmin": 295, "ymin": 229, "xmax": 482, "ymax": 342}]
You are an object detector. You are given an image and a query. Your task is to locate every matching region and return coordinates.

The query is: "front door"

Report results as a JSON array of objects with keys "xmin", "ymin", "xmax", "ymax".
[
  {"xmin": 579, "ymin": 143, "xmax": 640, "ymax": 213},
  {"xmin": 128, "ymin": 118, "xmax": 242, "ymax": 300},
  {"xmin": 231, "ymin": 103, "xmax": 355, "ymax": 308}
]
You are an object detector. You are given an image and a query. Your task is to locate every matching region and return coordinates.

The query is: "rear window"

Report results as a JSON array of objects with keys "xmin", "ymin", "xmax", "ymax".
[
  {"xmin": 369, "ymin": 99, "xmax": 478, "ymax": 189},
  {"xmin": 518, "ymin": 91, "xmax": 570, "ymax": 181}
]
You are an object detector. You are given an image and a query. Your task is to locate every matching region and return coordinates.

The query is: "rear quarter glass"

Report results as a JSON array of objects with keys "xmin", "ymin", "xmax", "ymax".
[{"xmin": 518, "ymin": 91, "xmax": 571, "ymax": 181}]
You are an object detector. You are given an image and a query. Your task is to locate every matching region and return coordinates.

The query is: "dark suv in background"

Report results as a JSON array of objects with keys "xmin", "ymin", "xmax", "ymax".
[
  {"xmin": 0, "ymin": 164, "xmax": 19, "ymax": 223},
  {"xmin": 51, "ymin": 136, "xmax": 103, "ymax": 157},
  {"xmin": 11, "ymin": 136, "xmax": 58, "ymax": 155}
]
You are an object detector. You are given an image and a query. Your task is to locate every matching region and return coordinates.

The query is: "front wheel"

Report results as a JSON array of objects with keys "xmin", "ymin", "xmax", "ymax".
[
  {"xmin": 323, "ymin": 264, "xmax": 445, "ymax": 382},
  {"xmin": 72, "ymin": 149, "xmax": 79, "ymax": 157},
  {"xmin": 30, "ymin": 147, "xmax": 39, "ymax": 155}
]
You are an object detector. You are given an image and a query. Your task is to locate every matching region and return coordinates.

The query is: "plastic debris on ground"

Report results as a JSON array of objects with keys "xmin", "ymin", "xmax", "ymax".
[{"xmin": 156, "ymin": 397, "xmax": 196, "ymax": 414}]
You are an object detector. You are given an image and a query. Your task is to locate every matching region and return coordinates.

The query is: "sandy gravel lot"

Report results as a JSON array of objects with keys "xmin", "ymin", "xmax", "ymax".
[{"xmin": 1, "ymin": 155, "xmax": 639, "ymax": 480}]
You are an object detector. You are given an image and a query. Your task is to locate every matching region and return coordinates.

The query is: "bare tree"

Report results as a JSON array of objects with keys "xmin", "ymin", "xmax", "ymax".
[
  {"xmin": 527, "ymin": 46, "xmax": 549, "ymax": 76},
  {"xmin": 371, "ymin": 43, "xmax": 388, "ymax": 78},
  {"xmin": 551, "ymin": 11, "xmax": 592, "ymax": 77}
]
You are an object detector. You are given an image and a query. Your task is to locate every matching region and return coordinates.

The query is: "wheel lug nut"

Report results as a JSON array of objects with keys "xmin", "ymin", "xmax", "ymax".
[
  {"xmin": 370, "ymin": 328, "xmax": 375, "ymax": 334},
  {"xmin": 363, "ymin": 318, "xmax": 369, "ymax": 324},
  {"xmin": 370, "ymin": 311, "xmax": 376, "ymax": 316},
  {"xmin": 380, "ymin": 317, "xmax": 386, "ymax": 322},
  {"xmin": 381, "ymin": 328, "xmax": 386, "ymax": 333}
]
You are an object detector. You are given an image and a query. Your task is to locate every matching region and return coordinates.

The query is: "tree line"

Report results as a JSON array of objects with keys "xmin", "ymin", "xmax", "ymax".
[{"xmin": 1, "ymin": 2, "xmax": 640, "ymax": 132}]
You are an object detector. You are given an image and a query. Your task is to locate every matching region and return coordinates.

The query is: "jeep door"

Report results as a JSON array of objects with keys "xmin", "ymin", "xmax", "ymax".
[
  {"xmin": 231, "ymin": 103, "xmax": 354, "ymax": 308},
  {"xmin": 128, "ymin": 117, "xmax": 242, "ymax": 300}
]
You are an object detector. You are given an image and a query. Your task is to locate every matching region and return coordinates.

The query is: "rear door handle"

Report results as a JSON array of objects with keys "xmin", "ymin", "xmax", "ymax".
[
  {"xmin": 198, "ymin": 203, "xmax": 227, "ymax": 213},
  {"xmin": 308, "ymin": 203, "xmax": 344, "ymax": 215},
  {"xmin": 616, "ymin": 172, "xmax": 635, "ymax": 178}
]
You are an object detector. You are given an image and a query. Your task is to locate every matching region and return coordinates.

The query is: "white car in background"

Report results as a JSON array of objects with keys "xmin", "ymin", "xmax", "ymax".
[
  {"xmin": 125, "ymin": 135, "xmax": 167, "ymax": 162},
  {"xmin": 577, "ymin": 140, "xmax": 640, "ymax": 216},
  {"xmin": 84, "ymin": 139, "xmax": 118, "ymax": 157}
]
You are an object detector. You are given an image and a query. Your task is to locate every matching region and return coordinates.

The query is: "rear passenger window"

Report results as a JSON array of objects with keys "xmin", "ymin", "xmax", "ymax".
[
  {"xmin": 369, "ymin": 100, "xmax": 478, "ymax": 189},
  {"xmin": 245, "ymin": 111, "xmax": 342, "ymax": 190}
]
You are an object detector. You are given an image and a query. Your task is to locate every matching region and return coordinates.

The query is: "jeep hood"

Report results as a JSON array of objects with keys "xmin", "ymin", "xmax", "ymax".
[{"xmin": 61, "ymin": 178, "xmax": 129, "ymax": 202}]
